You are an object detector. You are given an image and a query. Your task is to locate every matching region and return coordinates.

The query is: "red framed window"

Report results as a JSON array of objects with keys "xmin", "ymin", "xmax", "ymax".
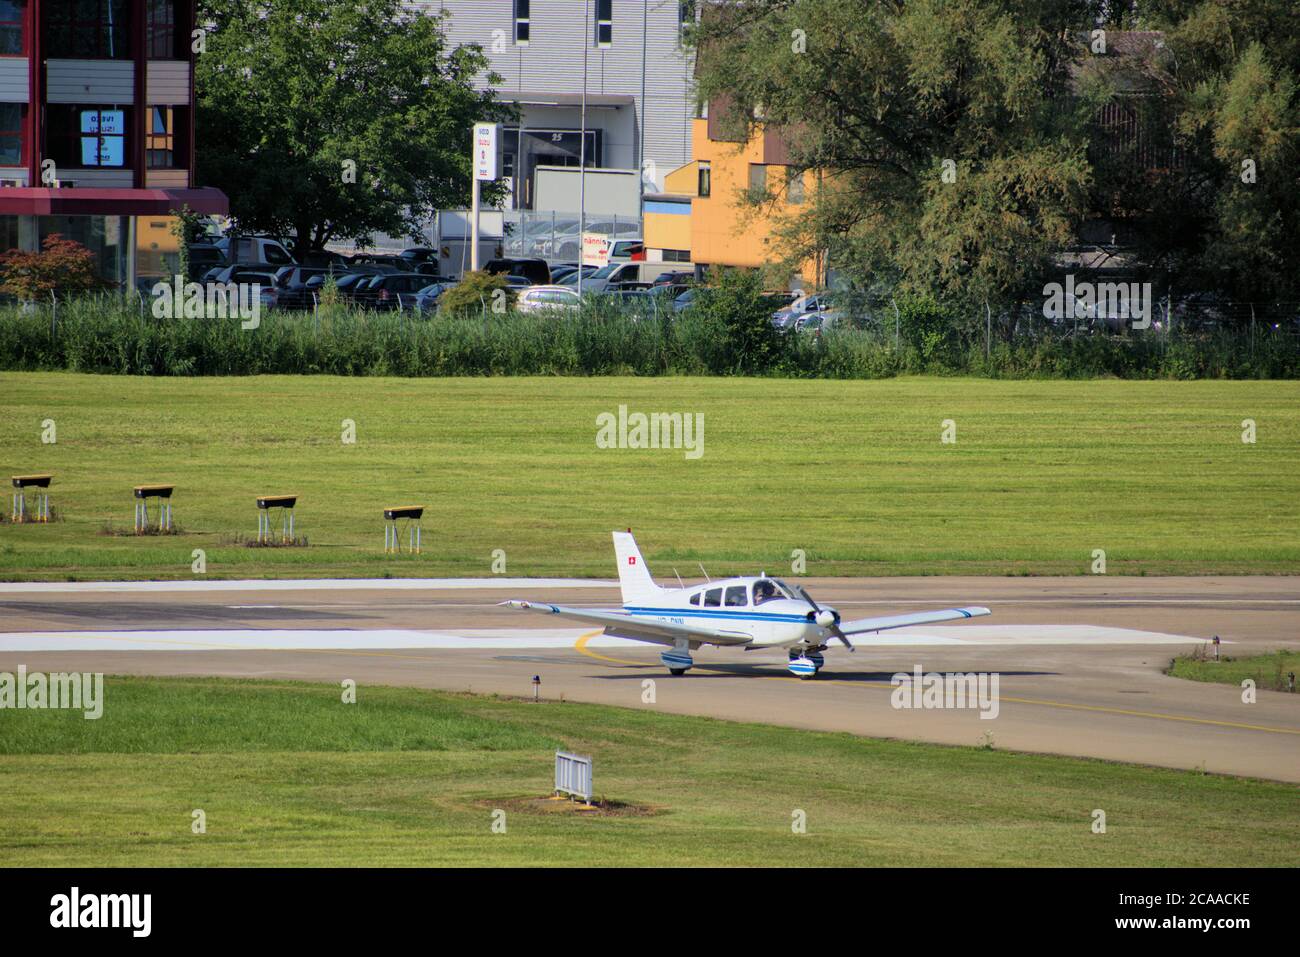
[
  {"xmin": 0, "ymin": 102, "xmax": 24, "ymax": 166},
  {"xmin": 46, "ymin": 104, "xmax": 131, "ymax": 169},
  {"xmin": 0, "ymin": 0, "xmax": 25, "ymax": 56},
  {"xmin": 42, "ymin": 0, "xmax": 131, "ymax": 60},
  {"xmin": 146, "ymin": 0, "xmax": 177, "ymax": 60}
]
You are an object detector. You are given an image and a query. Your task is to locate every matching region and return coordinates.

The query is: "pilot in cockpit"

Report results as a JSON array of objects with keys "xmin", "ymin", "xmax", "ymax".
[{"xmin": 753, "ymin": 580, "xmax": 779, "ymax": 605}]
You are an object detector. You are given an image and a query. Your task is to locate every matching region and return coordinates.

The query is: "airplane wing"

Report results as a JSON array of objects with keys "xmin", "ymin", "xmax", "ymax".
[
  {"xmin": 500, "ymin": 600, "xmax": 754, "ymax": 647},
  {"xmin": 838, "ymin": 606, "xmax": 990, "ymax": 637}
]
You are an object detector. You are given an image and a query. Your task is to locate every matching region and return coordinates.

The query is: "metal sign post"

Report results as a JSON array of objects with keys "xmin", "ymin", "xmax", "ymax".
[{"xmin": 471, "ymin": 123, "xmax": 501, "ymax": 273}]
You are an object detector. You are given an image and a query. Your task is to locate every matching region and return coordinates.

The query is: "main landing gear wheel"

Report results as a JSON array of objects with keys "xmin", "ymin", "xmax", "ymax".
[{"xmin": 662, "ymin": 649, "xmax": 694, "ymax": 676}]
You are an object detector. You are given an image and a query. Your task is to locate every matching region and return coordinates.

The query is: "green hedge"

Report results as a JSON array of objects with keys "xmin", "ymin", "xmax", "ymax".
[{"xmin": 0, "ymin": 294, "xmax": 1294, "ymax": 379}]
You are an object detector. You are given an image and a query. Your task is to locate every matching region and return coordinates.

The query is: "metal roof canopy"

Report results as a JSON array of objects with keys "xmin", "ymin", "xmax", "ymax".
[{"xmin": 0, "ymin": 187, "xmax": 229, "ymax": 217}]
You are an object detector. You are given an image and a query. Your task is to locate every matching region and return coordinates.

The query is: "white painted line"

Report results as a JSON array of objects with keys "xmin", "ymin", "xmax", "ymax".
[
  {"xmin": 0, "ymin": 624, "xmax": 1207, "ymax": 652},
  {"xmin": 0, "ymin": 628, "xmax": 606, "ymax": 652},
  {"xmin": 869, "ymin": 625, "xmax": 1208, "ymax": 646},
  {"xmin": 0, "ymin": 578, "xmax": 618, "ymax": 595}
]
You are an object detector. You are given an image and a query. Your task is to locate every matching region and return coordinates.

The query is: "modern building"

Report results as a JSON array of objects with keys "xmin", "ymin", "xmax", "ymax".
[
  {"xmin": 0, "ymin": 0, "xmax": 227, "ymax": 287},
  {"xmin": 412, "ymin": 1, "xmax": 697, "ymax": 213},
  {"xmin": 644, "ymin": 114, "xmax": 819, "ymax": 285}
]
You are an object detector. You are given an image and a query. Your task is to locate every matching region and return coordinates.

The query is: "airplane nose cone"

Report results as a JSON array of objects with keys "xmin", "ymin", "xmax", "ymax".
[{"xmin": 815, "ymin": 609, "xmax": 835, "ymax": 628}]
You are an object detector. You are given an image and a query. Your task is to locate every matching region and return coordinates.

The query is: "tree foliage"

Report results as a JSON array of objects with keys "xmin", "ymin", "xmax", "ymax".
[
  {"xmin": 1128, "ymin": 0, "xmax": 1300, "ymax": 305},
  {"xmin": 692, "ymin": 0, "xmax": 1300, "ymax": 316},
  {"xmin": 0, "ymin": 235, "xmax": 107, "ymax": 301},
  {"xmin": 691, "ymin": 0, "xmax": 1104, "ymax": 310},
  {"xmin": 196, "ymin": 0, "xmax": 513, "ymax": 256}
]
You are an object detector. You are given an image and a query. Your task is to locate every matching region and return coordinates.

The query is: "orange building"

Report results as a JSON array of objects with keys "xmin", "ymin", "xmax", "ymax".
[{"xmin": 646, "ymin": 114, "xmax": 821, "ymax": 288}]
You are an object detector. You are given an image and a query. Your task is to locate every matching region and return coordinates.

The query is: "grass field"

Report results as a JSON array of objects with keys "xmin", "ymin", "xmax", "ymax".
[
  {"xmin": 1, "ymin": 372, "xmax": 1298, "ymax": 579},
  {"xmin": 0, "ymin": 676, "xmax": 1294, "ymax": 866},
  {"xmin": 1169, "ymin": 651, "xmax": 1300, "ymax": 693}
]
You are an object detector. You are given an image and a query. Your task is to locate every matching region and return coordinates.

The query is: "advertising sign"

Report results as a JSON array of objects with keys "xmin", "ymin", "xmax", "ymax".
[
  {"xmin": 582, "ymin": 232, "xmax": 610, "ymax": 268},
  {"xmin": 474, "ymin": 123, "xmax": 501, "ymax": 181}
]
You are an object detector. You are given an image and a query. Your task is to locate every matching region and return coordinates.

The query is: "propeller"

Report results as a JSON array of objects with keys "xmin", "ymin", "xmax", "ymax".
[{"xmin": 795, "ymin": 584, "xmax": 854, "ymax": 651}]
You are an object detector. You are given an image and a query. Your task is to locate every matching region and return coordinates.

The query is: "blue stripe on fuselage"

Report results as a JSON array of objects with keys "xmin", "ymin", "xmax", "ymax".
[{"xmin": 623, "ymin": 605, "xmax": 809, "ymax": 624}]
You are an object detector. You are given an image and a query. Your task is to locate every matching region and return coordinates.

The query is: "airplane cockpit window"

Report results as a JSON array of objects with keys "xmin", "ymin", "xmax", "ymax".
[
  {"xmin": 703, "ymin": 588, "xmax": 722, "ymax": 607},
  {"xmin": 688, "ymin": 592, "xmax": 700, "ymax": 606},
  {"xmin": 724, "ymin": 585, "xmax": 748, "ymax": 607},
  {"xmin": 753, "ymin": 579, "xmax": 782, "ymax": 605}
]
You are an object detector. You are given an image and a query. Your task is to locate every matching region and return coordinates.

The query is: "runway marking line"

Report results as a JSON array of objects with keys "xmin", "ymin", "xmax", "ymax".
[{"xmin": 572, "ymin": 634, "xmax": 1300, "ymax": 736}]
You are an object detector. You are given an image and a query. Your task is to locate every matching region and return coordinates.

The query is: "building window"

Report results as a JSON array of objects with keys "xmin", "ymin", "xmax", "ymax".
[
  {"xmin": 147, "ymin": 106, "xmax": 188, "ymax": 169},
  {"xmin": 146, "ymin": 107, "xmax": 172, "ymax": 168},
  {"xmin": 595, "ymin": 0, "xmax": 611, "ymax": 46},
  {"xmin": 786, "ymin": 167, "xmax": 804, "ymax": 204},
  {"xmin": 748, "ymin": 163, "xmax": 767, "ymax": 194},
  {"xmin": 146, "ymin": 0, "xmax": 176, "ymax": 59},
  {"xmin": 43, "ymin": 0, "xmax": 132, "ymax": 59},
  {"xmin": 697, "ymin": 161, "xmax": 710, "ymax": 197},
  {"xmin": 47, "ymin": 105, "xmax": 130, "ymax": 169},
  {"xmin": 663, "ymin": 249, "xmax": 691, "ymax": 263},
  {"xmin": 0, "ymin": 0, "xmax": 25, "ymax": 56},
  {"xmin": 512, "ymin": 0, "xmax": 529, "ymax": 44},
  {"xmin": 0, "ymin": 102, "xmax": 24, "ymax": 165}
]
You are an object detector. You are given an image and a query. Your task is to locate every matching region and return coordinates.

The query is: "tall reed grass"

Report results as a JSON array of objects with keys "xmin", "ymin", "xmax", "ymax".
[{"xmin": 0, "ymin": 294, "xmax": 1294, "ymax": 379}]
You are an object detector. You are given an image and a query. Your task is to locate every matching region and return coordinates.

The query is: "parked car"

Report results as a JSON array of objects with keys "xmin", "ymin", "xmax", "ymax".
[
  {"xmin": 348, "ymin": 253, "xmax": 413, "ymax": 271},
  {"xmin": 484, "ymin": 257, "xmax": 551, "ymax": 286},
  {"xmin": 332, "ymin": 272, "xmax": 384, "ymax": 303},
  {"xmin": 186, "ymin": 243, "xmax": 227, "ymax": 281},
  {"xmin": 672, "ymin": 287, "xmax": 699, "ymax": 313},
  {"xmin": 399, "ymin": 247, "xmax": 438, "ymax": 266},
  {"xmin": 410, "ymin": 282, "xmax": 450, "ymax": 314},
  {"xmin": 366, "ymin": 273, "xmax": 447, "ymax": 310},
  {"xmin": 772, "ymin": 291, "xmax": 834, "ymax": 324},
  {"xmin": 516, "ymin": 285, "xmax": 582, "ymax": 314},
  {"xmin": 651, "ymin": 270, "xmax": 694, "ymax": 287},
  {"xmin": 272, "ymin": 266, "xmax": 340, "ymax": 310},
  {"xmin": 208, "ymin": 263, "xmax": 287, "ymax": 286},
  {"xmin": 555, "ymin": 264, "xmax": 599, "ymax": 286}
]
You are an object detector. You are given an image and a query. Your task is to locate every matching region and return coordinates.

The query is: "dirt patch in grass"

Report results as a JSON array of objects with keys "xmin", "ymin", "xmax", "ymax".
[{"xmin": 477, "ymin": 795, "xmax": 664, "ymax": 818}]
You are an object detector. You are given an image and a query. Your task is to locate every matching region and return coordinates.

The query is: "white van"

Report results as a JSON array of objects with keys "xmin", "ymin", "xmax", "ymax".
[
  {"xmin": 583, "ymin": 261, "xmax": 695, "ymax": 293},
  {"xmin": 231, "ymin": 236, "xmax": 297, "ymax": 267}
]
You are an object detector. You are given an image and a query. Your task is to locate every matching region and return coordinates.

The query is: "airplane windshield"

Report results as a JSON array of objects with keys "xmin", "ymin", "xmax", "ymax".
[{"xmin": 752, "ymin": 579, "xmax": 793, "ymax": 605}]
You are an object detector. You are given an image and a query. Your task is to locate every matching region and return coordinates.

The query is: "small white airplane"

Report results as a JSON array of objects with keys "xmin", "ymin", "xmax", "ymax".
[{"xmin": 503, "ymin": 531, "xmax": 990, "ymax": 679}]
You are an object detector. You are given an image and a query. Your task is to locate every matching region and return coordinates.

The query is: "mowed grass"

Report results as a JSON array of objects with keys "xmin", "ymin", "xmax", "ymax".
[
  {"xmin": 0, "ymin": 676, "xmax": 1295, "ymax": 866},
  {"xmin": 1170, "ymin": 651, "xmax": 1300, "ymax": 693},
  {"xmin": 1, "ymin": 372, "xmax": 1298, "ymax": 579}
]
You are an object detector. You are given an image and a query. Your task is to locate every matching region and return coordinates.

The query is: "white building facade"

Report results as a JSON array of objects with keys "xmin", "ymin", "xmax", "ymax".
[{"xmin": 410, "ymin": 1, "xmax": 697, "ymax": 212}]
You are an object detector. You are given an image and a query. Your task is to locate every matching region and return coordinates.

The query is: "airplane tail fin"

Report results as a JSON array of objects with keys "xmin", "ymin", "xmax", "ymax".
[{"xmin": 612, "ymin": 531, "xmax": 661, "ymax": 605}]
